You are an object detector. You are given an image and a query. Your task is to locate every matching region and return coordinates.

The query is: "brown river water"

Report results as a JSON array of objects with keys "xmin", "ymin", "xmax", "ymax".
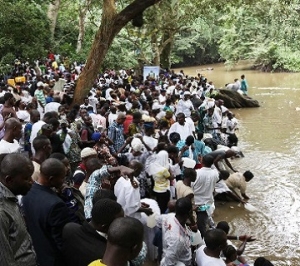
[{"xmin": 176, "ymin": 63, "xmax": 300, "ymax": 265}]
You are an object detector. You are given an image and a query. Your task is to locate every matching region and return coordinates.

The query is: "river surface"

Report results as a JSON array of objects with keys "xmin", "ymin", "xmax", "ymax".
[{"xmin": 176, "ymin": 63, "xmax": 300, "ymax": 265}]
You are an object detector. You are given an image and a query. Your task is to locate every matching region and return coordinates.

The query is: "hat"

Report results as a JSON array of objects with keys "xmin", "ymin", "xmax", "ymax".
[
  {"xmin": 131, "ymin": 138, "xmax": 144, "ymax": 152},
  {"xmin": 183, "ymin": 91, "xmax": 191, "ymax": 96},
  {"xmin": 37, "ymin": 81, "xmax": 44, "ymax": 87},
  {"xmin": 144, "ymin": 122, "xmax": 154, "ymax": 129},
  {"xmin": 182, "ymin": 158, "xmax": 196, "ymax": 169},
  {"xmin": 81, "ymin": 147, "xmax": 97, "ymax": 159},
  {"xmin": 91, "ymin": 132, "xmax": 101, "ymax": 142}
]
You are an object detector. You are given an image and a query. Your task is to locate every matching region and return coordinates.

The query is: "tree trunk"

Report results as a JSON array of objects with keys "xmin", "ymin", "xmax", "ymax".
[
  {"xmin": 73, "ymin": 0, "xmax": 164, "ymax": 105},
  {"xmin": 160, "ymin": 33, "xmax": 173, "ymax": 69},
  {"xmin": 76, "ymin": 0, "xmax": 92, "ymax": 53},
  {"xmin": 47, "ymin": 0, "xmax": 61, "ymax": 39},
  {"xmin": 76, "ymin": 9, "xmax": 86, "ymax": 53}
]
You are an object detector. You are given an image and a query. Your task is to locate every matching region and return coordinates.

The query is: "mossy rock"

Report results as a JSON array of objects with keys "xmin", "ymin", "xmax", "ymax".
[{"xmin": 215, "ymin": 89, "xmax": 260, "ymax": 108}]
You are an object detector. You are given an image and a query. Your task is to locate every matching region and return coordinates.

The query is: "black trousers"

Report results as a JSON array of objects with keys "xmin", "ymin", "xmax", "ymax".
[
  {"xmin": 155, "ymin": 190, "xmax": 170, "ymax": 214},
  {"xmin": 196, "ymin": 210, "xmax": 209, "ymax": 238}
]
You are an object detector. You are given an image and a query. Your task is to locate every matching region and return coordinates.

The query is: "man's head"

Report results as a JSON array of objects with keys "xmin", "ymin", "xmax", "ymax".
[
  {"xmin": 202, "ymin": 154, "xmax": 214, "ymax": 167},
  {"xmin": 49, "ymin": 153, "xmax": 70, "ymax": 177},
  {"xmin": 204, "ymin": 228, "xmax": 227, "ymax": 254},
  {"xmin": 4, "ymin": 92, "xmax": 15, "ymax": 106},
  {"xmin": 219, "ymin": 170, "xmax": 230, "ymax": 181},
  {"xmin": 106, "ymin": 217, "xmax": 144, "ymax": 261},
  {"xmin": 167, "ymin": 145, "xmax": 179, "ymax": 162},
  {"xmin": 129, "ymin": 160, "xmax": 143, "ymax": 177},
  {"xmin": 85, "ymin": 157, "xmax": 102, "ymax": 177},
  {"xmin": 83, "ymin": 115, "xmax": 92, "ymax": 126},
  {"xmin": 41, "ymin": 124, "xmax": 54, "ymax": 138},
  {"xmin": 132, "ymin": 112, "xmax": 142, "ymax": 124},
  {"xmin": 30, "ymin": 110, "xmax": 40, "ymax": 123},
  {"xmin": 243, "ymin": 170, "xmax": 254, "ymax": 182},
  {"xmin": 185, "ymin": 135, "xmax": 194, "ymax": 146},
  {"xmin": 0, "ymin": 154, "xmax": 34, "ymax": 195},
  {"xmin": 183, "ymin": 168, "xmax": 196, "ymax": 182},
  {"xmin": 80, "ymin": 147, "xmax": 97, "ymax": 163},
  {"xmin": 33, "ymin": 135, "xmax": 52, "ymax": 157},
  {"xmin": 176, "ymin": 113, "xmax": 185, "ymax": 125},
  {"xmin": 92, "ymin": 189, "xmax": 117, "ymax": 205},
  {"xmin": 39, "ymin": 158, "xmax": 66, "ymax": 189},
  {"xmin": 175, "ymin": 197, "xmax": 192, "ymax": 221},
  {"xmin": 91, "ymin": 199, "xmax": 124, "ymax": 233},
  {"xmin": 216, "ymin": 221, "xmax": 230, "ymax": 235},
  {"xmin": 4, "ymin": 118, "xmax": 22, "ymax": 140},
  {"xmin": 116, "ymin": 113, "xmax": 126, "ymax": 125}
]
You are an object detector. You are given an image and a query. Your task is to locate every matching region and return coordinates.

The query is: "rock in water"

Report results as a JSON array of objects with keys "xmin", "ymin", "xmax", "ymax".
[{"xmin": 215, "ymin": 89, "xmax": 260, "ymax": 108}]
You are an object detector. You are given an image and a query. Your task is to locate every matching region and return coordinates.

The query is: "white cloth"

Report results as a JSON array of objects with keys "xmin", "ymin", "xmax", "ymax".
[
  {"xmin": 114, "ymin": 176, "xmax": 142, "ymax": 221},
  {"xmin": 0, "ymin": 139, "xmax": 20, "ymax": 154},
  {"xmin": 168, "ymin": 122, "xmax": 194, "ymax": 141},
  {"xmin": 196, "ymin": 245, "xmax": 226, "ymax": 266},
  {"xmin": 192, "ymin": 167, "xmax": 219, "ymax": 207},
  {"xmin": 143, "ymin": 135, "xmax": 158, "ymax": 151},
  {"xmin": 108, "ymin": 113, "xmax": 118, "ymax": 126},
  {"xmin": 158, "ymin": 213, "xmax": 192, "ymax": 266},
  {"xmin": 79, "ymin": 181, "xmax": 87, "ymax": 197},
  {"xmin": 44, "ymin": 102, "xmax": 61, "ymax": 114},
  {"xmin": 16, "ymin": 110, "xmax": 30, "ymax": 122},
  {"xmin": 30, "ymin": 120, "xmax": 46, "ymax": 155},
  {"xmin": 175, "ymin": 99, "xmax": 194, "ymax": 118}
]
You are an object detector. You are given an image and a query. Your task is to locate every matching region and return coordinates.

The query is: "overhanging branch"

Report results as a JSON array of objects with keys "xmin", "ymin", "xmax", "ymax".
[{"xmin": 115, "ymin": 0, "xmax": 163, "ymax": 29}]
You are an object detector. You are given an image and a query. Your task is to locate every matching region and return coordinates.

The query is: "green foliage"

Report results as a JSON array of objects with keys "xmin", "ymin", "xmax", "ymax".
[
  {"xmin": 1, "ymin": 0, "xmax": 300, "ymax": 72},
  {"xmin": 0, "ymin": 0, "xmax": 51, "ymax": 61},
  {"xmin": 218, "ymin": 0, "xmax": 300, "ymax": 71}
]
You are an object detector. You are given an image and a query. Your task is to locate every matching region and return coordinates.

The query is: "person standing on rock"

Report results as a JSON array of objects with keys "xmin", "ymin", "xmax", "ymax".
[{"xmin": 240, "ymin": 75, "xmax": 248, "ymax": 95}]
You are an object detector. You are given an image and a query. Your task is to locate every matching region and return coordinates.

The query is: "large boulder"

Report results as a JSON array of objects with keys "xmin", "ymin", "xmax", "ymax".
[{"xmin": 215, "ymin": 89, "xmax": 260, "ymax": 108}]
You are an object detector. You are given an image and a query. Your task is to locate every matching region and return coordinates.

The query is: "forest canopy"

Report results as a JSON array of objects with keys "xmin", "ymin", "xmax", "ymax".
[{"xmin": 1, "ymin": 0, "xmax": 300, "ymax": 72}]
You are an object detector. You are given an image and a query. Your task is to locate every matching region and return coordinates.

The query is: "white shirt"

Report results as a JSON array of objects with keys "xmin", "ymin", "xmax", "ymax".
[
  {"xmin": 196, "ymin": 245, "xmax": 226, "ymax": 266},
  {"xmin": 30, "ymin": 120, "xmax": 46, "ymax": 154},
  {"xmin": 168, "ymin": 122, "xmax": 194, "ymax": 141},
  {"xmin": 114, "ymin": 176, "xmax": 142, "ymax": 221},
  {"xmin": 0, "ymin": 139, "xmax": 20, "ymax": 154},
  {"xmin": 44, "ymin": 102, "xmax": 61, "ymax": 114},
  {"xmin": 176, "ymin": 99, "xmax": 194, "ymax": 118},
  {"xmin": 192, "ymin": 167, "xmax": 219, "ymax": 206},
  {"xmin": 158, "ymin": 213, "xmax": 192, "ymax": 266},
  {"xmin": 143, "ymin": 135, "xmax": 158, "ymax": 151},
  {"xmin": 108, "ymin": 113, "xmax": 118, "ymax": 126}
]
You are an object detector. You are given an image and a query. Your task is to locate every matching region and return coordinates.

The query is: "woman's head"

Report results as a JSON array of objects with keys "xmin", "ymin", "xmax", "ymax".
[
  {"xmin": 254, "ymin": 257, "xmax": 274, "ymax": 266},
  {"xmin": 169, "ymin": 132, "xmax": 181, "ymax": 144},
  {"xmin": 223, "ymin": 245, "xmax": 237, "ymax": 262}
]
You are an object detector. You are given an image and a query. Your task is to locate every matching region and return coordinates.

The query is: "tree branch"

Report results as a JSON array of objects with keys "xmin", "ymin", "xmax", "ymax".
[{"xmin": 115, "ymin": 0, "xmax": 163, "ymax": 29}]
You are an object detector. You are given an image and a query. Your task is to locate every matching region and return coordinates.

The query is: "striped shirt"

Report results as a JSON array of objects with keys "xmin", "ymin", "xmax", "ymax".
[{"xmin": 107, "ymin": 121, "xmax": 125, "ymax": 154}]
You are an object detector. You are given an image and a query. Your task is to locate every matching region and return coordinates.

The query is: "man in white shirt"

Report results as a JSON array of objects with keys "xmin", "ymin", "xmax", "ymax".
[
  {"xmin": 192, "ymin": 154, "xmax": 219, "ymax": 237},
  {"xmin": 196, "ymin": 229, "xmax": 227, "ymax": 266},
  {"xmin": 158, "ymin": 198, "xmax": 195, "ymax": 266},
  {"xmin": 114, "ymin": 161, "xmax": 152, "ymax": 222},
  {"xmin": 168, "ymin": 113, "xmax": 194, "ymax": 141},
  {"xmin": 0, "ymin": 118, "xmax": 22, "ymax": 154}
]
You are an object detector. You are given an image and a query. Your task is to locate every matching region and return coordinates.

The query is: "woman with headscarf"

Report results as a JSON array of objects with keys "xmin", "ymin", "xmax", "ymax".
[{"xmin": 146, "ymin": 143, "xmax": 172, "ymax": 213}]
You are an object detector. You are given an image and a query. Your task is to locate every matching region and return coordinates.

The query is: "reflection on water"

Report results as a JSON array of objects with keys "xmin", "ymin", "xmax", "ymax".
[{"xmin": 177, "ymin": 63, "xmax": 300, "ymax": 265}]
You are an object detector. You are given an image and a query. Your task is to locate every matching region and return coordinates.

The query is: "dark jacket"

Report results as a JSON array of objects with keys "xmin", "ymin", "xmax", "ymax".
[
  {"xmin": 22, "ymin": 183, "xmax": 70, "ymax": 266},
  {"xmin": 62, "ymin": 221, "xmax": 107, "ymax": 266}
]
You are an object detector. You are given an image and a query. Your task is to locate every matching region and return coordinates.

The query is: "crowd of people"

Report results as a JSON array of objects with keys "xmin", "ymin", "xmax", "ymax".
[{"xmin": 0, "ymin": 55, "xmax": 274, "ymax": 266}]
